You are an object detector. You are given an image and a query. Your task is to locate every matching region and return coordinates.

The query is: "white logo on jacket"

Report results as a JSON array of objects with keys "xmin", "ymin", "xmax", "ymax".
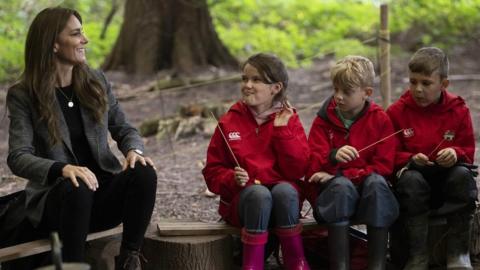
[
  {"xmin": 444, "ymin": 130, "xmax": 455, "ymax": 141},
  {"xmin": 403, "ymin": 128, "xmax": 414, "ymax": 138},
  {"xmin": 228, "ymin": 131, "xmax": 241, "ymax": 141}
]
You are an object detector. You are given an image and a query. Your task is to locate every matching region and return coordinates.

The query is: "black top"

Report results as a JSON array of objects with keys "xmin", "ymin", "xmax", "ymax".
[{"xmin": 48, "ymin": 85, "xmax": 111, "ymax": 181}]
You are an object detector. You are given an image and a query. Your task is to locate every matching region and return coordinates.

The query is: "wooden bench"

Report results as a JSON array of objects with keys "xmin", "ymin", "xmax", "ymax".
[
  {"xmin": 156, "ymin": 218, "xmax": 325, "ymax": 236},
  {"xmin": 0, "ymin": 225, "xmax": 123, "ymax": 263}
]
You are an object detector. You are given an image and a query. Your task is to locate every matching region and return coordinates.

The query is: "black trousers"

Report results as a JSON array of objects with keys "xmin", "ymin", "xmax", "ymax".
[
  {"xmin": 395, "ymin": 165, "xmax": 477, "ymax": 217},
  {"xmin": 39, "ymin": 162, "xmax": 157, "ymax": 262}
]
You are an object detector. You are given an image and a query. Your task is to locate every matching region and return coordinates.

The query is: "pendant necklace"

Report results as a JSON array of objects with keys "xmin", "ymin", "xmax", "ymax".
[{"xmin": 58, "ymin": 88, "xmax": 74, "ymax": 108}]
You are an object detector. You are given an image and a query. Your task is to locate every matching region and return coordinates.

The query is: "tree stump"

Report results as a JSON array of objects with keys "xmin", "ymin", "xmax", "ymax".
[
  {"xmin": 142, "ymin": 226, "xmax": 234, "ymax": 270},
  {"xmin": 85, "ymin": 234, "xmax": 121, "ymax": 270}
]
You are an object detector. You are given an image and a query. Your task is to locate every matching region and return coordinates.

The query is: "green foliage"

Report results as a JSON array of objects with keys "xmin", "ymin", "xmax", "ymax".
[
  {"xmin": 210, "ymin": 0, "xmax": 480, "ymax": 67},
  {"xmin": 210, "ymin": 0, "xmax": 379, "ymax": 67},
  {"xmin": 389, "ymin": 0, "xmax": 480, "ymax": 49},
  {"xmin": 0, "ymin": 0, "xmax": 121, "ymax": 83},
  {"xmin": 1, "ymin": 0, "xmax": 480, "ymax": 83}
]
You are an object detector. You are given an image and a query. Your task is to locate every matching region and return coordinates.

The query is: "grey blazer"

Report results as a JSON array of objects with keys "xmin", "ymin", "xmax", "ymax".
[{"xmin": 6, "ymin": 70, "xmax": 144, "ymax": 226}]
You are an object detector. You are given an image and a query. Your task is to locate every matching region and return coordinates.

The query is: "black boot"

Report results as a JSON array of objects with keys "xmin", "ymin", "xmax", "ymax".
[
  {"xmin": 404, "ymin": 214, "xmax": 429, "ymax": 270},
  {"xmin": 446, "ymin": 212, "xmax": 473, "ymax": 270},
  {"xmin": 115, "ymin": 248, "xmax": 145, "ymax": 270},
  {"xmin": 328, "ymin": 223, "xmax": 350, "ymax": 270},
  {"xmin": 367, "ymin": 226, "xmax": 388, "ymax": 270}
]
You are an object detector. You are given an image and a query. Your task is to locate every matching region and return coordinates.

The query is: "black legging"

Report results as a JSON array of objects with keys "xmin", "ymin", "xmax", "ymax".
[{"xmin": 39, "ymin": 162, "xmax": 157, "ymax": 262}]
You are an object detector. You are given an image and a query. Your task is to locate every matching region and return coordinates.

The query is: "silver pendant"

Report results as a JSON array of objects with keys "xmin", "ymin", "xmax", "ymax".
[{"xmin": 68, "ymin": 101, "xmax": 74, "ymax": 108}]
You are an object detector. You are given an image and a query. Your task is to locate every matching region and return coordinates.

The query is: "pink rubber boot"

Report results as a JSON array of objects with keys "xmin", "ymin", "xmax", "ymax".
[
  {"xmin": 241, "ymin": 228, "xmax": 268, "ymax": 270},
  {"xmin": 275, "ymin": 224, "xmax": 310, "ymax": 270}
]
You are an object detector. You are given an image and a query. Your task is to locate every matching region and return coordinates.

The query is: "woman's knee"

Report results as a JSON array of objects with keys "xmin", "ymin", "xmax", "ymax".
[
  {"xmin": 56, "ymin": 178, "xmax": 94, "ymax": 209},
  {"xmin": 128, "ymin": 163, "xmax": 157, "ymax": 189}
]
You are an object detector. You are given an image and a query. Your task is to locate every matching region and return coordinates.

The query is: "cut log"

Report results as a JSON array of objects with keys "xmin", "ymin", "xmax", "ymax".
[{"xmin": 142, "ymin": 226, "xmax": 234, "ymax": 270}]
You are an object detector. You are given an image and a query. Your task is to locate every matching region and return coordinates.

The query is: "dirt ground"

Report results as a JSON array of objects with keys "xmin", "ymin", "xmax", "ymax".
[{"xmin": 0, "ymin": 47, "xmax": 479, "ymax": 269}]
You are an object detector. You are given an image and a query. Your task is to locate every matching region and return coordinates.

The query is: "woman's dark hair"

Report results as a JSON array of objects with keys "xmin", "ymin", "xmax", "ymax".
[
  {"xmin": 242, "ymin": 53, "xmax": 289, "ymax": 102},
  {"xmin": 21, "ymin": 6, "xmax": 107, "ymax": 145}
]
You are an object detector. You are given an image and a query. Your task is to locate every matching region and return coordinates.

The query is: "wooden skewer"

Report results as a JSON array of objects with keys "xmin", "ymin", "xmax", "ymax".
[
  {"xmin": 209, "ymin": 111, "xmax": 240, "ymax": 167},
  {"xmin": 358, "ymin": 129, "xmax": 404, "ymax": 153},
  {"xmin": 428, "ymin": 138, "xmax": 445, "ymax": 158}
]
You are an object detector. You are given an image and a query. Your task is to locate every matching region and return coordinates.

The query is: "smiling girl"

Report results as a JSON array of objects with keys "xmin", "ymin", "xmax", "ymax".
[{"xmin": 203, "ymin": 53, "xmax": 310, "ymax": 270}]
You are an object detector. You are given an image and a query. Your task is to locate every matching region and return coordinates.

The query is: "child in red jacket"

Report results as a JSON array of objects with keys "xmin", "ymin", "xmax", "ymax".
[
  {"xmin": 203, "ymin": 53, "xmax": 310, "ymax": 270},
  {"xmin": 387, "ymin": 47, "xmax": 477, "ymax": 270},
  {"xmin": 306, "ymin": 55, "xmax": 399, "ymax": 270}
]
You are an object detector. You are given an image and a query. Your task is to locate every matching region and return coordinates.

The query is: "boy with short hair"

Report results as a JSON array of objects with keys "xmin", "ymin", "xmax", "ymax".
[
  {"xmin": 305, "ymin": 55, "xmax": 399, "ymax": 270},
  {"xmin": 387, "ymin": 47, "xmax": 477, "ymax": 270}
]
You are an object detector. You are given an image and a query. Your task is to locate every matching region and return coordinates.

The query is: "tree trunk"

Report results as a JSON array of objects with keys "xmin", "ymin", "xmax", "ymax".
[
  {"xmin": 142, "ymin": 226, "xmax": 234, "ymax": 270},
  {"xmin": 102, "ymin": 0, "xmax": 238, "ymax": 75}
]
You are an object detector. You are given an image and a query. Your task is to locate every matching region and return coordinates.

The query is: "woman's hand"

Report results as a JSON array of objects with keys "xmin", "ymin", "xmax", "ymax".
[
  {"xmin": 308, "ymin": 171, "xmax": 334, "ymax": 183},
  {"xmin": 436, "ymin": 148, "xmax": 457, "ymax": 168},
  {"xmin": 62, "ymin": 165, "xmax": 98, "ymax": 191},
  {"xmin": 412, "ymin": 153, "xmax": 434, "ymax": 166},
  {"xmin": 234, "ymin": 167, "xmax": 249, "ymax": 187},
  {"xmin": 123, "ymin": 150, "xmax": 156, "ymax": 170},
  {"xmin": 274, "ymin": 100, "xmax": 294, "ymax": 127},
  {"xmin": 335, "ymin": 145, "xmax": 359, "ymax": 163}
]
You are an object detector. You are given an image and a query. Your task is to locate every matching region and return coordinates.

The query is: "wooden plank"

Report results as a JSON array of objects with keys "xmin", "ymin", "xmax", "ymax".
[
  {"xmin": 157, "ymin": 221, "xmax": 239, "ymax": 236},
  {"xmin": 0, "ymin": 225, "xmax": 122, "ymax": 263},
  {"xmin": 0, "ymin": 239, "xmax": 50, "ymax": 263},
  {"xmin": 157, "ymin": 218, "xmax": 321, "ymax": 236}
]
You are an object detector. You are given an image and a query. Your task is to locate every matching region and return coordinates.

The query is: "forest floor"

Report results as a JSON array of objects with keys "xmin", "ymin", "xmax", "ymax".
[{"xmin": 0, "ymin": 46, "xmax": 479, "ymax": 269}]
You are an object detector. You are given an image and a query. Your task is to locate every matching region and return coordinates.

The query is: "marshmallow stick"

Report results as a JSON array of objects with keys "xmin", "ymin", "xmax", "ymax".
[
  {"xmin": 209, "ymin": 111, "xmax": 240, "ymax": 167},
  {"xmin": 427, "ymin": 138, "xmax": 446, "ymax": 159},
  {"xmin": 358, "ymin": 129, "xmax": 404, "ymax": 153}
]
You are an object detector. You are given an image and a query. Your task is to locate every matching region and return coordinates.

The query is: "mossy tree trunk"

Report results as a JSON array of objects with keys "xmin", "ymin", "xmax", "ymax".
[{"xmin": 103, "ymin": 0, "xmax": 238, "ymax": 75}]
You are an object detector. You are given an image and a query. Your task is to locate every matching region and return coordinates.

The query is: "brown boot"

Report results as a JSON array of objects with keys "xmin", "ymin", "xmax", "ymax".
[{"xmin": 115, "ymin": 249, "xmax": 145, "ymax": 270}]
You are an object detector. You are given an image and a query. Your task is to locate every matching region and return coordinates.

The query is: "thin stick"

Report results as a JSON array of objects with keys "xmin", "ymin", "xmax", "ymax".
[
  {"xmin": 358, "ymin": 129, "xmax": 404, "ymax": 153},
  {"xmin": 209, "ymin": 111, "xmax": 240, "ymax": 167},
  {"xmin": 428, "ymin": 138, "xmax": 445, "ymax": 158}
]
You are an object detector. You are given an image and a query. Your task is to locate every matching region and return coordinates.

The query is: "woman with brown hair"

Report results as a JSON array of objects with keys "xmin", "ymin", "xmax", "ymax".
[
  {"xmin": 6, "ymin": 6, "xmax": 157, "ymax": 269},
  {"xmin": 203, "ymin": 53, "xmax": 310, "ymax": 270}
]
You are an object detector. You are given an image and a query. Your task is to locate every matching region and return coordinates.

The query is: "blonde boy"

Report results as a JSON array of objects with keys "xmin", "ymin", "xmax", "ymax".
[{"xmin": 306, "ymin": 56, "xmax": 399, "ymax": 270}]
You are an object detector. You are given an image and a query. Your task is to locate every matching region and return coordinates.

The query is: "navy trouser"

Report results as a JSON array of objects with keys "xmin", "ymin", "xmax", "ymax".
[
  {"xmin": 395, "ymin": 165, "xmax": 477, "ymax": 217},
  {"xmin": 314, "ymin": 173, "xmax": 399, "ymax": 227},
  {"xmin": 238, "ymin": 182, "xmax": 300, "ymax": 233},
  {"xmin": 39, "ymin": 163, "xmax": 157, "ymax": 262}
]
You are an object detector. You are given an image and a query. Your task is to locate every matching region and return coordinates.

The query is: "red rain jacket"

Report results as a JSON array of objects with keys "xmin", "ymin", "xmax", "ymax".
[
  {"xmin": 304, "ymin": 97, "xmax": 395, "ymax": 206},
  {"xmin": 202, "ymin": 101, "xmax": 309, "ymax": 226},
  {"xmin": 386, "ymin": 90, "xmax": 475, "ymax": 170}
]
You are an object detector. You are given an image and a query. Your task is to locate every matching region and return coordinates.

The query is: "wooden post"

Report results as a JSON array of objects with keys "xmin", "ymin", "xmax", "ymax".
[{"xmin": 379, "ymin": 4, "xmax": 391, "ymax": 109}]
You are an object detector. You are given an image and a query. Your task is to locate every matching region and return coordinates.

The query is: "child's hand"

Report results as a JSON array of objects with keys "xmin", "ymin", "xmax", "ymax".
[
  {"xmin": 412, "ymin": 153, "xmax": 434, "ymax": 166},
  {"xmin": 234, "ymin": 166, "xmax": 249, "ymax": 187},
  {"xmin": 436, "ymin": 148, "xmax": 457, "ymax": 168},
  {"xmin": 308, "ymin": 172, "xmax": 334, "ymax": 183},
  {"xmin": 335, "ymin": 145, "xmax": 359, "ymax": 163},
  {"xmin": 274, "ymin": 100, "xmax": 294, "ymax": 127}
]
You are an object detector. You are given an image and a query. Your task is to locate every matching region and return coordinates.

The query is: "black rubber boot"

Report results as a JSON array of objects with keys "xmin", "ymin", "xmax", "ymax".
[
  {"xmin": 446, "ymin": 212, "xmax": 473, "ymax": 270},
  {"xmin": 404, "ymin": 214, "xmax": 429, "ymax": 270},
  {"xmin": 367, "ymin": 226, "xmax": 388, "ymax": 270},
  {"xmin": 328, "ymin": 224, "xmax": 350, "ymax": 270}
]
